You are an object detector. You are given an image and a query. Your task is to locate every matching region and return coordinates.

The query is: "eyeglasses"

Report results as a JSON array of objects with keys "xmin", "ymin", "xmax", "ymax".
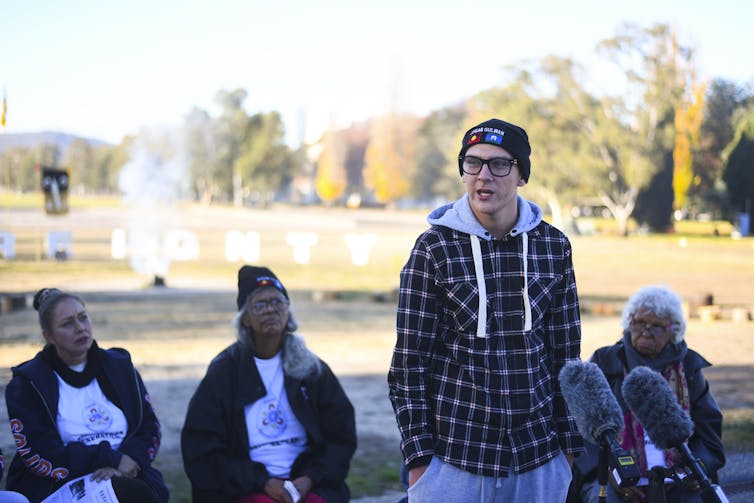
[
  {"xmin": 250, "ymin": 297, "xmax": 288, "ymax": 314},
  {"xmin": 459, "ymin": 155, "xmax": 517, "ymax": 177},
  {"xmin": 629, "ymin": 317, "xmax": 671, "ymax": 338}
]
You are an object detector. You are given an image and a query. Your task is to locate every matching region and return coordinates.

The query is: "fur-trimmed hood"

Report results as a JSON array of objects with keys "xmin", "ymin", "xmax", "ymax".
[
  {"xmin": 235, "ymin": 328, "xmax": 321, "ymax": 381},
  {"xmin": 280, "ymin": 332, "xmax": 322, "ymax": 380}
]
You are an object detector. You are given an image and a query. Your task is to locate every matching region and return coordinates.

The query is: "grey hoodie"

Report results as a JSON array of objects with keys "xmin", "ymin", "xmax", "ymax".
[
  {"xmin": 427, "ymin": 193, "xmax": 543, "ymax": 337},
  {"xmin": 427, "ymin": 193, "xmax": 543, "ymax": 239}
]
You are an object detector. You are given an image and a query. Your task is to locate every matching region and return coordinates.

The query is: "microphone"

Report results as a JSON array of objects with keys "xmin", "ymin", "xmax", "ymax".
[
  {"xmin": 621, "ymin": 366, "xmax": 693, "ymax": 449},
  {"xmin": 622, "ymin": 366, "xmax": 729, "ymax": 503},
  {"xmin": 559, "ymin": 361, "xmax": 640, "ymax": 487}
]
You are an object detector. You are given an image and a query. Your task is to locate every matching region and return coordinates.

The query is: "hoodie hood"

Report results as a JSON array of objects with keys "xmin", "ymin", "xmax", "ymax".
[
  {"xmin": 427, "ymin": 194, "xmax": 543, "ymax": 240},
  {"xmin": 427, "ymin": 194, "xmax": 541, "ymax": 337}
]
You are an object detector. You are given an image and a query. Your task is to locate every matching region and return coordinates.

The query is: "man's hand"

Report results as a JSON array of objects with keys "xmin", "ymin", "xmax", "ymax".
[
  {"xmin": 565, "ymin": 452, "xmax": 575, "ymax": 468},
  {"xmin": 408, "ymin": 464, "xmax": 429, "ymax": 488}
]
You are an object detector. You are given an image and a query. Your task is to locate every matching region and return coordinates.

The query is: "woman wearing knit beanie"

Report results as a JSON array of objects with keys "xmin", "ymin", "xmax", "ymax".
[{"xmin": 182, "ymin": 265, "xmax": 356, "ymax": 503}]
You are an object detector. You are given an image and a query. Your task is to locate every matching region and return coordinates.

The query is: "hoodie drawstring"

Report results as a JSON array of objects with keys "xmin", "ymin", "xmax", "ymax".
[
  {"xmin": 470, "ymin": 235, "xmax": 487, "ymax": 338},
  {"xmin": 470, "ymin": 232, "xmax": 532, "ymax": 337},
  {"xmin": 522, "ymin": 231, "xmax": 532, "ymax": 332}
]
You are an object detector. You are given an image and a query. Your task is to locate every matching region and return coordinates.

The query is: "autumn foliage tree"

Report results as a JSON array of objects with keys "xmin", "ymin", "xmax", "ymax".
[
  {"xmin": 363, "ymin": 113, "xmax": 420, "ymax": 204},
  {"xmin": 315, "ymin": 128, "xmax": 347, "ymax": 205},
  {"xmin": 673, "ymin": 82, "xmax": 706, "ymax": 212}
]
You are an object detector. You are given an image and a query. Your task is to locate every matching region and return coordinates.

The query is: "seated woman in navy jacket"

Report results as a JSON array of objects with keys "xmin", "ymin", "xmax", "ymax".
[{"xmin": 4, "ymin": 288, "xmax": 168, "ymax": 503}]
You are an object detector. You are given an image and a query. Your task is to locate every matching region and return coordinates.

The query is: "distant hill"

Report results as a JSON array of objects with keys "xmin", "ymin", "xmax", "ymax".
[{"xmin": 0, "ymin": 131, "xmax": 111, "ymax": 153}]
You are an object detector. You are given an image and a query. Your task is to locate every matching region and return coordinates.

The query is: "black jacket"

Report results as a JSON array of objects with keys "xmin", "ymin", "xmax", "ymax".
[
  {"xmin": 4, "ymin": 343, "xmax": 168, "ymax": 503},
  {"xmin": 181, "ymin": 337, "xmax": 356, "ymax": 503}
]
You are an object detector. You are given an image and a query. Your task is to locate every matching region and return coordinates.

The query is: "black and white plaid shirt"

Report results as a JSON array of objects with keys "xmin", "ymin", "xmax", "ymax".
[{"xmin": 388, "ymin": 221, "xmax": 584, "ymax": 477}]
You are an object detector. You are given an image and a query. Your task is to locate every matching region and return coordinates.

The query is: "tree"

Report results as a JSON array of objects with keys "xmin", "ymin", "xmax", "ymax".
[
  {"xmin": 64, "ymin": 139, "xmax": 96, "ymax": 193},
  {"xmin": 183, "ymin": 106, "xmax": 218, "ymax": 204},
  {"xmin": 413, "ymin": 105, "xmax": 466, "ymax": 203},
  {"xmin": 363, "ymin": 112, "xmax": 420, "ymax": 205},
  {"xmin": 34, "ymin": 143, "xmax": 61, "ymax": 168},
  {"xmin": 693, "ymin": 79, "xmax": 750, "ymax": 217},
  {"xmin": 315, "ymin": 127, "xmax": 347, "ymax": 205},
  {"xmin": 673, "ymin": 82, "xmax": 706, "ymax": 213},
  {"xmin": 92, "ymin": 141, "xmax": 131, "ymax": 194},
  {"xmin": 342, "ymin": 122, "xmax": 370, "ymax": 200},
  {"xmin": 523, "ymin": 56, "xmax": 611, "ymax": 230},
  {"xmin": 597, "ymin": 23, "xmax": 698, "ymax": 232},
  {"xmin": 722, "ymin": 110, "xmax": 754, "ymax": 231},
  {"xmin": 1, "ymin": 146, "xmax": 38, "ymax": 191},
  {"xmin": 213, "ymin": 89, "xmax": 250, "ymax": 205},
  {"xmin": 235, "ymin": 111, "xmax": 294, "ymax": 206},
  {"xmin": 701, "ymin": 80, "xmax": 749, "ymax": 163}
]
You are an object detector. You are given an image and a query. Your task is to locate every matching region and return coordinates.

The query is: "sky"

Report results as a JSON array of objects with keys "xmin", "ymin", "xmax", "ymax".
[{"xmin": 1, "ymin": 0, "xmax": 753, "ymax": 146}]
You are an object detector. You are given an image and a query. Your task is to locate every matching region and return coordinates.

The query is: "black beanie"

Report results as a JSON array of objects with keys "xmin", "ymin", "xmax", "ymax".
[
  {"xmin": 236, "ymin": 265, "xmax": 288, "ymax": 309},
  {"xmin": 458, "ymin": 118, "xmax": 532, "ymax": 182}
]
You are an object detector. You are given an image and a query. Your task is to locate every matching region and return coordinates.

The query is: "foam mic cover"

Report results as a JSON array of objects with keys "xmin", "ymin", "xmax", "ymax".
[
  {"xmin": 622, "ymin": 366, "xmax": 694, "ymax": 450},
  {"xmin": 559, "ymin": 360, "xmax": 624, "ymax": 444}
]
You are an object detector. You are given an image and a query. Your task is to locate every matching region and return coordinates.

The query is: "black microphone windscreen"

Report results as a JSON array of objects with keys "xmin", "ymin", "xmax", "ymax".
[
  {"xmin": 559, "ymin": 360, "xmax": 624, "ymax": 444},
  {"xmin": 622, "ymin": 366, "xmax": 694, "ymax": 450}
]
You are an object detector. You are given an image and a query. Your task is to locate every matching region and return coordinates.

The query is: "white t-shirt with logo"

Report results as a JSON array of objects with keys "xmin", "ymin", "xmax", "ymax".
[
  {"xmin": 55, "ymin": 373, "xmax": 128, "ymax": 449},
  {"xmin": 245, "ymin": 353, "xmax": 308, "ymax": 477}
]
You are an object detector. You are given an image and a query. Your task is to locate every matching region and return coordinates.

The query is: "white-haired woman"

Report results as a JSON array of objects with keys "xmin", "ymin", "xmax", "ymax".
[{"xmin": 572, "ymin": 285, "xmax": 725, "ymax": 503}]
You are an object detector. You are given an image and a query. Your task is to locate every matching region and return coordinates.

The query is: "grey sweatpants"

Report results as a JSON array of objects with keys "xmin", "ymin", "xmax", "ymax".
[{"xmin": 407, "ymin": 452, "xmax": 572, "ymax": 503}]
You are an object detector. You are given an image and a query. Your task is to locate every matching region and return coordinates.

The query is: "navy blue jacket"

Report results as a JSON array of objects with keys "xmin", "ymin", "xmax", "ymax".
[{"xmin": 4, "ymin": 344, "xmax": 168, "ymax": 503}]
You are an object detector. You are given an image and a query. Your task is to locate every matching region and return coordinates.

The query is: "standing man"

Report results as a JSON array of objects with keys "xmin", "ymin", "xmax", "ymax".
[{"xmin": 388, "ymin": 118, "xmax": 584, "ymax": 502}]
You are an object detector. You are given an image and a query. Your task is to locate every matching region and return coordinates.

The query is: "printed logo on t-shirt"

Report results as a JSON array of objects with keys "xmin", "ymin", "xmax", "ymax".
[
  {"xmin": 83, "ymin": 401, "xmax": 113, "ymax": 432},
  {"xmin": 257, "ymin": 397, "xmax": 287, "ymax": 437}
]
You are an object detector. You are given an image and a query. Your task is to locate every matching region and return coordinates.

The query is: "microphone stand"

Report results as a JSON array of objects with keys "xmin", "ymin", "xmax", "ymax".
[
  {"xmin": 647, "ymin": 452, "xmax": 729, "ymax": 503},
  {"xmin": 676, "ymin": 444, "xmax": 730, "ymax": 503},
  {"xmin": 598, "ymin": 443, "xmax": 609, "ymax": 503},
  {"xmin": 597, "ymin": 435, "xmax": 640, "ymax": 503}
]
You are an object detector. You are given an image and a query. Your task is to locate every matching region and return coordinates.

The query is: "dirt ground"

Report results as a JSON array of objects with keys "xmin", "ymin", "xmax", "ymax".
[{"xmin": 1, "ymin": 287, "xmax": 753, "ymax": 499}]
